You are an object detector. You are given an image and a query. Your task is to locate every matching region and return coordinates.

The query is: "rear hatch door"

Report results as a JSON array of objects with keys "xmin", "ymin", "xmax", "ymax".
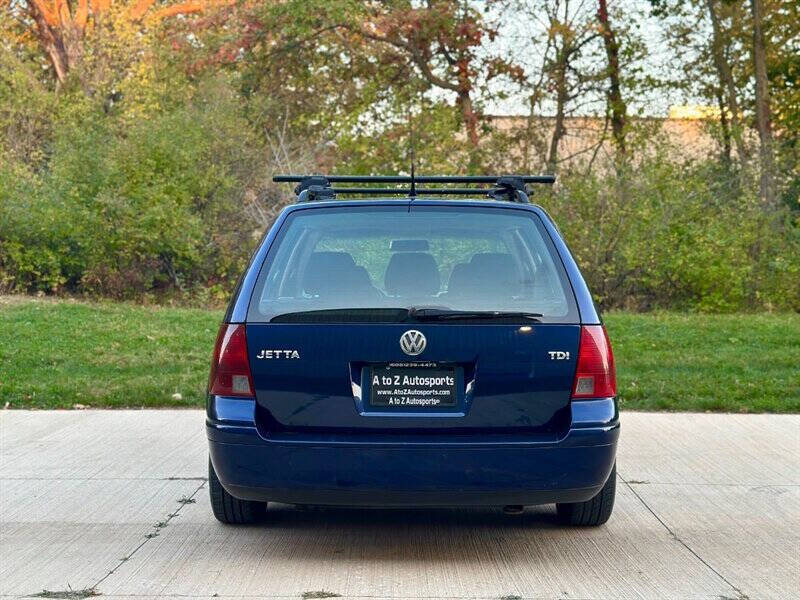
[
  {"xmin": 247, "ymin": 322, "xmax": 579, "ymax": 432},
  {"xmin": 245, "ymin": 202, "xmax": 581, "ymax": 434}
]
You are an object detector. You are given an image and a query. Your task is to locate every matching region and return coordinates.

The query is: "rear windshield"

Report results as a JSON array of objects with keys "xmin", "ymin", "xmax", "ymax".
[{"xmin": 247, "ymin": 205, "xmax": 578, "ymax": 323}]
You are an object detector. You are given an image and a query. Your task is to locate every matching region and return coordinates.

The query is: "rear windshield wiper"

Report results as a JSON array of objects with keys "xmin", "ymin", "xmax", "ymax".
[
  {"xmin": 267, "ymin": 307, "xmax": 543, "ymax": 323},
  {"xmin": 408, "ymin": 308, "xmax": 543, "ymax": 322},
  {"xmin": 269, "ymin": 308, "xmax": 408, "ymax": 322}
]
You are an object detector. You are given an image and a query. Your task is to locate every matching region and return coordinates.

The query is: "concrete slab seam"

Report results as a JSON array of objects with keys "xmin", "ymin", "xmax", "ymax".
[
  {"xmin": 5, "ymin": 594, "xmax": 642, "ymax": 600},
  {"xmin": 1, "ymin": 477, "xmax": 208, "ymax": 482},
  {"xmin": 616, "ymin": 471, "xmax": 749, "ymax": 600},
  {"xmin": 90, "ymin": 480, "xmax": 208, "ymax": 592}
]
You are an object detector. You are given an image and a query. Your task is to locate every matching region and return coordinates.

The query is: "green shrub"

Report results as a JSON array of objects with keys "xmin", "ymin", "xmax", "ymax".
[
  {"xmin": 548, "ymin": 157, "xmax": 800, "ymax": 312},
  {"xmin": 1, "ymin": 50, "xmax": 798, "ymax": 311},
  {"xmin": 0, "ymin": 76, "xmax": 262, "ymax": 302},
  {"xmin": 0, "ymin": 161, "xmax": 88, "ymax": 293}
]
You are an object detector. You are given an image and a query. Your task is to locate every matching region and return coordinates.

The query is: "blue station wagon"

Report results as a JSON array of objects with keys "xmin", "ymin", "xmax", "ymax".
[{"xmin": 207, "ymin": 175, "xmax": 619, "ymax": 526}]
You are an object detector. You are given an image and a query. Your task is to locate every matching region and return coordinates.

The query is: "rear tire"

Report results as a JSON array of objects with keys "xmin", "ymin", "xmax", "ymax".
[
  {"xmin": 556, "ymin": 463, "xmax": 616, "ymax": 526},
  {"xmin": 208, "ymin": 458, "xmax": 266, "ymax": 524}
]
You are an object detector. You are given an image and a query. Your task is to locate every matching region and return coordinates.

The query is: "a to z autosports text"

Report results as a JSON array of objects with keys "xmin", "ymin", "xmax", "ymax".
[{"xmin": 372, "ymin": 371, "xmax": 455, "ymax": 406}]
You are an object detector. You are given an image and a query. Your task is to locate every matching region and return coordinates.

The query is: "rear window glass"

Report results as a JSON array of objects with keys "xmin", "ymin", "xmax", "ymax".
[{"xmin": 247, "ymin": 205, "xmax": 578, "ymax": 323}]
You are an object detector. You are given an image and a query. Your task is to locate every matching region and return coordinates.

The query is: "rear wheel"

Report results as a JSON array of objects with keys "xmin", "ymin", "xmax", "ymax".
[
  {"xmin": 208, "ymin": 459, "xmax": 266, "ymax": 524},
  {"xmin": 556, "ymin": 463, "xmax": 616, "ymax": 526}
]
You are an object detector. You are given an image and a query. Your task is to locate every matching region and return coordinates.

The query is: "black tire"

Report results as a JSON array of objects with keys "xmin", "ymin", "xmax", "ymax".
[
  {"xmin": 208, "ymin": 458, "xmax": 266, "ymax": 524},
  {"xmin": 556, "ymin": 463, "xmax": 616, "ymax": 526}
]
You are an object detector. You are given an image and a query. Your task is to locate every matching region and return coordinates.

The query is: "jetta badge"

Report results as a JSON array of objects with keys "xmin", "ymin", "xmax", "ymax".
[
  {"xmin": 256, "ymin": 349, "xmax": 300, "ymax": 359},
  {"xmin": 400, "ymin": 330, "xmax": 426, "ymax": 356}
]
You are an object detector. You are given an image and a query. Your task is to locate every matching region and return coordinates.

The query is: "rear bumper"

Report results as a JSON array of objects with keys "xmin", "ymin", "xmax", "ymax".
[{"xmin": 207, "ymin": 396, "xmax": 619, "ymax": 506}]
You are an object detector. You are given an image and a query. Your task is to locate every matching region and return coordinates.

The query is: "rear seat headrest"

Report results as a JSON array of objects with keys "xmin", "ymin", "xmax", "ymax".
[
  {"xmin": 384, "ymin": 252, "xmax": 440, "ymax": 296},
  {"xmin": 447, "ymin": 263, "xmax": 471, "ymax": 295},
  {"xmin": 303, "ymin": 251, "xmax": 359, "ymax": 295},
  {"xmin": 470, "ymin": 252, "xmax": 515, "ymax": 270},
  {"xmin": 447, "ymin": 253, "xmax": 521, "ymax": 296},
  {"xmin": 470, "ymin": 253, "xmax": 520, "ymax": 292}
]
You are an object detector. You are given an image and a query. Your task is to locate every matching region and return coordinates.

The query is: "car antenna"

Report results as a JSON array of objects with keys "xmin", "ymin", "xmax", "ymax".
[{"xmin": 408, "ymin": 109, "xmax": 417, "ymax": 199}]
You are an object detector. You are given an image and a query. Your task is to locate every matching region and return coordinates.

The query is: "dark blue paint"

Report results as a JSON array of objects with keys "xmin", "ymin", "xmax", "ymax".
[
  {"xmin": 207, "ymin": 394, "xmax": 618, "ymax": 505},
  {"xmin": 211, "ymin": 197, "xmax": 618, "ymax": 506},
  {"xmin": 246, "ymin": 323, "xmax": 578, "ymax": 431}
]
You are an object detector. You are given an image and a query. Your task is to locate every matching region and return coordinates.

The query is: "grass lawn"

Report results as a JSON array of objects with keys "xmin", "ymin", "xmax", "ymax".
[
  {"xmin": 607, "ymin": 311, "xmax": 799, "ymax": 412},
  {"xmin": 0, "ymin": 296, "xmax": 222, "ymax": 409},
  {"xmin": 1, "ymin": 296, "xmax": 798, "ymax": 412}
]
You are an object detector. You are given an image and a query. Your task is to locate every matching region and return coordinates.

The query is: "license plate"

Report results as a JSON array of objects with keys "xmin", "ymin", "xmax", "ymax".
[{"xmin": 369, "ymin": 363, "xmax": 458, "ymax": 408}]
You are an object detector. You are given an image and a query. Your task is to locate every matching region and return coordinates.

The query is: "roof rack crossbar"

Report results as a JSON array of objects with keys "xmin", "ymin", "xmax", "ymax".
[
  {"xmin": 326, "ymin": 187, "xmax": 503, "ymax": 195},
  {"xmin": 274, "ymin": 174, "xmax": 555, "ymax": 185},
  {"xmin": 277, "ymin": 174, "xmax": 554, "ymax": 203}
]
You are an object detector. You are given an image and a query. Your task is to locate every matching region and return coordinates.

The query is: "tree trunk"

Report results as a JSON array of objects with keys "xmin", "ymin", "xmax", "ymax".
[
  {"xmin": 456, "ymin": 89, "xmax": 481, "ymax": 172},
  {"xmin": 547, "ymin": 56, "xmax": 567, "ymax": 173},
  {"xmin": 597, "ymin": 0, "xmax": 626, "ymax": 158},
  {"xmin": 706, "ymin": 0, "xmax": 748, "ymax": 162},
  {"xmin": 750, "ymin": 0, "xmax": 776, "ymax": 207},
  {"xmin": 28, "ymin": 8, "xmax": 70, "ymax": 84},
  {"xmin": 457, "ymin": 91, "xmax": 479, "ymax": 149},
  {"xmin": 454, "ymin": 51, "xmax": 480, "ymax": 172},
  {"xmin": 522, "ymin": 97, "xmax": 533, "ymax": 172},
  {"xmin": 716, "ymin": 88, "xmax": 733, "ymax": 166},
  {"xmin": 27, "ymin": 3, "xmax": 87, "ymax": 86}
]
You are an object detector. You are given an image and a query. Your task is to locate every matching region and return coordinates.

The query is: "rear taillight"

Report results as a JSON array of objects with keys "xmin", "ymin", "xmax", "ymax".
[
  {"xmin": 571, "ymin": 325, "xmax": 616, "ymax": 399},
  {"xmin": 208, "ymin": 323, "xmax": 255, "ymax": 397}
]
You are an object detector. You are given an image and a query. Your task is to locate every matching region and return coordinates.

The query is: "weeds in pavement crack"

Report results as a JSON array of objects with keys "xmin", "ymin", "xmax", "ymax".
[
  {"xmin": 33, "ymin": 586, "xmax": 100, "ymax": 599},
  {"xmin": 83, "ymin": 480, "xmax": 207, "ymax": 595}
]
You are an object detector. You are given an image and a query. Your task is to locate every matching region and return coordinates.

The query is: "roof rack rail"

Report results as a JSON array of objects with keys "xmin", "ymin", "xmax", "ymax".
[{"xmin": 273, "ymin": 174, "xmax": 555, "ymax": 204}]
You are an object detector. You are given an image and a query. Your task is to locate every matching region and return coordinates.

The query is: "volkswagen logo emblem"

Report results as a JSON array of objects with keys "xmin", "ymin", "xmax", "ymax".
[{"xmin": 400, "ymin": 330, "xmax": 426, "ymax": 356}]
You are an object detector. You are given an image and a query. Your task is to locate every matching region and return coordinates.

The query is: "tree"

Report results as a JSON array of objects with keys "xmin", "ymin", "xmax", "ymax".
[
  {"xmin": 705, "ymin": 0, "xmax": 748, "ymax": 163},
  {"xmin": 353, "ymin": 0, "xmax": 523, "ymax": 172},
  {"xmin": 6, "ymin": 0, "xmax": 235, "ymax": 85},
  {"xmin": 749, "ymin": 0, "xmax": 775, "ymax": 207},
  {"xmin": 597, "ymin": 0, "xmax": 626, "ymax": 159},
  {"xmin": 514, "ymin": 0, "xmax": 606, "ymax": 173}
]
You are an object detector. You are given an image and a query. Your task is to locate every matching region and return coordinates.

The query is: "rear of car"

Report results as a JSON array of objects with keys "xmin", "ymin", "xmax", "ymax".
[{"xmin": 207, "ymin": 188, "xmax": 618, "ymax": 526}]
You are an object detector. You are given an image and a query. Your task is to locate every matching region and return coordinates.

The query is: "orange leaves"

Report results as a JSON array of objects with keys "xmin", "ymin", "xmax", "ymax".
[
  {"xmin": 19, "ymin": 0, "xmax": 243, "ymax": 83},
  {"xmin": 54, "ymin": 0, "xmax": 71, "ymax": 26},
  {"xmin": 128, "ymin": 0, "xmax": 156, "ymax": 20},
  {"xmin": 28, "ymin": 0, "xmax": 59, "ymax": 27},
  {"xmin": 26, "ymin": 0, "xmax": 90, "ymax": 28},
  {"xmin": 74, "ymin": 0, "xmax": 89, "ymax": 27},
  {"xmin": 25, "ymin": 0, "xmax": 236, "ymax": 28},
  {"xmin": 146, "ymin": 0, "xmax": 238, "ymax": 21},
  {"xmin": 486, "ymin": 58, "xmax": 526, "ymax": 85}
]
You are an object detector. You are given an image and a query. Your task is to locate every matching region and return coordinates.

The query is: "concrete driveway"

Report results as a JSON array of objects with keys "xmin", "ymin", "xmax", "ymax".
[{"xmin": 1, "ymin": 411, "xmax": 798, "ymax": 600}]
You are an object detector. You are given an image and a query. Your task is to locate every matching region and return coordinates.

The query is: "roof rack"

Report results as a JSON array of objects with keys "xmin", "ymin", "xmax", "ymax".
[{"xmin": 273, "ymin": 174, "xmax": 555, "ymax": 204}]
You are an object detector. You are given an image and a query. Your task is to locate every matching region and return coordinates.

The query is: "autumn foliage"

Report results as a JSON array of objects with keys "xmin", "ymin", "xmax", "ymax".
[
  {"xmin": 10, "ymin": 0, "xmax": 236, "ymax": 83},
  {"xmin": 0, "ymin": 0, "xmax": 798, "ymax": 309}
]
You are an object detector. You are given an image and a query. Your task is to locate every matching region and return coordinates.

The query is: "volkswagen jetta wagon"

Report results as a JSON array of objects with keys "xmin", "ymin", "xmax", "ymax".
[{"xmin": 207, "ymin": 174, "xmax": 619, "ymax": 526}]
